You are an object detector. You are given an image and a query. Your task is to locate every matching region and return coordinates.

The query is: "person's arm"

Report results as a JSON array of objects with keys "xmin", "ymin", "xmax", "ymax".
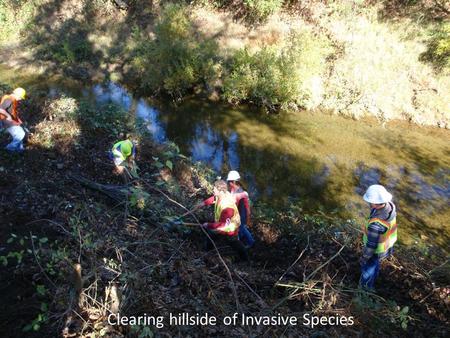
[
  {"xmin": 235, "ymin": 191, "xmax": 251, "ymax": 226},
  {"xmin": 243, "ymin": 197, "xmax": 251, "ymax": 226},
  {"xmin": 185, "ymin": 195, "xmax": 214, "ymax": 217},
  {"xmin": 0, "ymin": 109, "xmax": 19, "ymax": 127},
  {"xmin": 202, "ymin": 195, "xmax": 215, "ymax": 206},
  {"xmin": 360, "ymin": 223, "xmax": 384, "ymax": 265},
  {"xmin": 206, "ymin": 208, "xmax": 234, "ymax": 230},
  {"xmin": 2, "ymin": 119, "xmax": 19, "ymax": 127}
]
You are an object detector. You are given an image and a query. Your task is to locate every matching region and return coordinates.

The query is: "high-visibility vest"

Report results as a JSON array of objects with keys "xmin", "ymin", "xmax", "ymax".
[
  {"xmin": 0, "ymin": 95, "xmax": 21, "ymax": 123},
  {"xmin": 112, "ymin": 140, "xmax": 133, "ymax": 162},
  {"xmin": 362, "ymin": 215, "xmax": 398, "ymax": 255},
  {"xmin": 213, "ymin": 193, "xmax": 240, "ymax": 235}
]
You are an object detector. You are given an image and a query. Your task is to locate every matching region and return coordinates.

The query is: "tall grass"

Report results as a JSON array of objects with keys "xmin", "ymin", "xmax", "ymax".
[{"xmin": 320, "ymin": 4, "xmax": 450, "ymax": 125}]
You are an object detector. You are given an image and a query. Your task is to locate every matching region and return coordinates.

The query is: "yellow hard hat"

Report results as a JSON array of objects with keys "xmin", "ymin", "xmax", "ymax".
[{"xmin": 13, "ymin": 87, "xmax": 26, "ymax": 100}]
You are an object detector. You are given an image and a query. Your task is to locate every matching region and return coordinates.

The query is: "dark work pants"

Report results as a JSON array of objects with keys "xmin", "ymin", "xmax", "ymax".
[{"xmin": 204, "ymin": 231, "xmax": 249, "ymax": 261}]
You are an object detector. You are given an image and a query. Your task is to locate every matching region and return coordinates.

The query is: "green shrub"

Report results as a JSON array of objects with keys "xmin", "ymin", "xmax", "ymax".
[
  {"xmin": 0, "ymin": 0, "xmax": 42, "ymax": 43},
  {"xmin": 223, "ymin": 30, "xmax": 331, "ymax": 110},
  {"xmin": 243, "ymin": 0, "xmax": 284, "ymax": 22},
  {"xmin": 421, "ymin": 23, "xmax": 450, "ymax": 73},
  {"xmin": 74, "ymin": 101, "xmax": 133, "ymax": 136},
  {"xmin": 130, "ymin": 3, "xmax": 220, "ymax": 97},
  {"xmin": 33, "ymin": 19, "xmax": 95, "ymax": 66}
]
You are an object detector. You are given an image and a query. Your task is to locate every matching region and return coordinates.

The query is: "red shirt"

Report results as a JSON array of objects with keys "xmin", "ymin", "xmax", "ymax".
[{"xmin": 202, "ymin": 194, "xmax": 246, "ymax": 236}]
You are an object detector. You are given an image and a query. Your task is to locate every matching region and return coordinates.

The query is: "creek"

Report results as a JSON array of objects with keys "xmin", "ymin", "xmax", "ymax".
[{"xmin": 1, "ymin": 71, "xmax": 449, "ymax": 253}]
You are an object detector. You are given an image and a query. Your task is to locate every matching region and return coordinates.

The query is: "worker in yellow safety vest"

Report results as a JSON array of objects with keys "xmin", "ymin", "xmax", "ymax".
[
  {"xmin": 360, "ymin": 184, "xmax": 398, "ymax": 291},
  {"xmin": 201, "ymin": 180, "xmax": 249, "ymax": 261},
  {"xmin": 109, "ymin": 139, "xmax": 136, "ymax": 176}
]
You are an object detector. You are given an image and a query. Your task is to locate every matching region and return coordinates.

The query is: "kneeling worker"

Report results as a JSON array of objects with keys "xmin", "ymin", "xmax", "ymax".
[
  {"xmin": 0, "ymin": 87, "xmax": 27, "ymax": 152},
  {"xmin": 110, "ymin": 139, "xmax": 136, "ymax": 177},
  {"xmin": 202, "ymin": 180, "xmax": 248, "ymax": 261},
  {"xmin": 360, "ymin": 184, "xmax": 397, "ymax": 291}
]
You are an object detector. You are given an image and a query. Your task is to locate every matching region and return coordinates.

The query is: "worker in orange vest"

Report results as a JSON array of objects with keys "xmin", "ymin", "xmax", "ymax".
[
  {"xmin": 0, "ymin": 88, "xmax": 27, "ymax": 152},
  {"xmin": 360, "ymin": 185, "xmax": 398, "ymax": 291}
]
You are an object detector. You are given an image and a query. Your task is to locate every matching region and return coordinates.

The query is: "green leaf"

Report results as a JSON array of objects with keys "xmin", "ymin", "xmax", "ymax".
[
  {"xmin": 401, "ymin": 306, "xmax": 409, "ymax": 314},
  {"xmin": 39, "ymin": 237, "xmax": 48, "ymax": 244},
  {"xmin": 7, "ymin": 238, "xmax": 14, "ymax": 244},
  {"xmin": 23, "ymin": 324, "xmax": 32, "ymax": 332},
  {"xmin": 401, "ymin": 321, "xmax": 407, "ymax": 330},
  {"xmin": 36, "ymin": 285, "xmax": 46, "ymax": 296},
  {"xmin": 166, "ymin": 160, "xmax": 173, "ymax": 170}
]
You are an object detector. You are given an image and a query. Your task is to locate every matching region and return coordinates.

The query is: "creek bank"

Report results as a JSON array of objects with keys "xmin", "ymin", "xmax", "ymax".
[
  {"xmin": 0, "ymin": 92, "xmax": 448, "ymax": 337},
  {"xmin": 1, "ymin": 1, "xmax": 449, "ymax": 127}
]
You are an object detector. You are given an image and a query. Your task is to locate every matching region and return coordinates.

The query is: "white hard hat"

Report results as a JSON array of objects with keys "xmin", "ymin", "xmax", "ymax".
[
  {"xmin": 226, "ymin": 170, "xmax": 240, "ymax": 181},
  {"xmin": 363, "ymin": 185, "xmax": 392, "ymax": 204}
]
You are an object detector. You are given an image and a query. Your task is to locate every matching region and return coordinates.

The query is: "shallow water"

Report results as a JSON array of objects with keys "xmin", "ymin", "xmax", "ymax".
[{"xmin": 1, "ymin": 71, "xmax": 449, "ymax": 252}]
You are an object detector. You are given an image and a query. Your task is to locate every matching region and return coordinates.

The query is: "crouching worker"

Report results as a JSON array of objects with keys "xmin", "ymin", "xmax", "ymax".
[
  {"xmin": 110, "ymin": 139, "xmax": 136, "ymax": 178},
  {"xmin": 360, "ymin": 184, "xmax": 397, "ymax": 291},
  {"xmin": 0, "ymin": 87, "xmax": 27, "ymax": 152},
  {"xmin": 227, "ymin": 170, "xmax": 255, "ymax": 248},
  {"xmin": 201, "ymin": 180, "xmax": 249, "ymax": 262}
]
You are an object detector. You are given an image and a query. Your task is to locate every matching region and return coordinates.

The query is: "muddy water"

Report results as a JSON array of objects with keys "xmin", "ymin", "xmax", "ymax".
[{"xmin": 1, "ymin": 72, "xmax": 449, "ymax": 252}]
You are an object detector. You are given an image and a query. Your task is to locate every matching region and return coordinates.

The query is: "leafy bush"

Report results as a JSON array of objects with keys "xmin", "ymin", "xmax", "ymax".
[
  {"xmin": 0, "ymin": 0, "xmax": 42, "ymax": 43},
  {"xmin": 223, "ymin": 30, "xmax": 331, "ymax": 110},
  {"xmin": 130, "ymin": 3, "xmax": 220, "ymax": 97},
  {"xmin": 421, "ymin": 23, "xmax": 450, "ymax": 73},
  {"xmin": 33, "ymin": 19, "xmax": 96, "ymax": 66},
  {"xmin": 74, "ymin": 101, "xmax": 133, "ymax": 136},
  {"xmin": 243, "ymin": 0, "xmax": 284, "ymax": 22}
]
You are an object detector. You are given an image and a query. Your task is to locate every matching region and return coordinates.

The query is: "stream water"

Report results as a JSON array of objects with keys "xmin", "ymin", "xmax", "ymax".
[{"xmin": 1, "ymin": 71, "xmax": 449, "ymax": 253}]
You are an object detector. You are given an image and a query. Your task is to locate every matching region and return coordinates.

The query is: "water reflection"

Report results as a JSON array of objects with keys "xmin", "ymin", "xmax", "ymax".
[
  {"xmin": 92, "ymin": 82, "xmax": 132, "ymax": 110},
  {"xmin": 190, "ymin": 124, "xmax": 224, "ymax": 172},
  {"xmin": 135, "ymin": 99, "xmax": 167, "ymax": 143},
  {"xmin": 355, "ymin": 164, "xmax": 449, "ymax": 206}
]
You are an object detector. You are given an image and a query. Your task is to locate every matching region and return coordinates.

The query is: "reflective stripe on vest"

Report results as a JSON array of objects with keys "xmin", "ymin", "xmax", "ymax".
[
  {"xmin": 362, "ymin": 217, "xmax": 398, "ymax": 254},
  {"xmin": 213, "ymin": 193, "xmax": 240, "ymax": 234}
]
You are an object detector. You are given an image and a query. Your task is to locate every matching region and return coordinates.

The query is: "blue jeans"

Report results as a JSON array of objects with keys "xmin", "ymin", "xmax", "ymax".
[
  {"xmin": 238, "ymin": 224, "xmax": 255, "ymax": 247},
  {"xmin": 360, "ymin": 256, "xmax": 380, "ymax": 290},
  {"xmin": 5, "ymin": 125, "xmax": 25, "ymax": 152}
]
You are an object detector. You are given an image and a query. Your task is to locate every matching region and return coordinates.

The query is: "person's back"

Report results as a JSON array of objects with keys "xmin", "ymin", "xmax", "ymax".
[
  {"xmin": 0, "ymin": 88, "xmax": 26, "ymax": 152},
  {"xmin": 109, "ymin": 139, "xmax": 136, "ymax": 177}
]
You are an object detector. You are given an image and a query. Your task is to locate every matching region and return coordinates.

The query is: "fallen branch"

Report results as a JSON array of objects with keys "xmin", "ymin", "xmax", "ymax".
[
  {"xmin": 276, "ymin": 235, "xmax": 310, "ymax": 283},
  {"xmin": 272, "ymin": 242, "xmax": 347, "ymax": 310},
  {"xmin": 69, "ymin": 174, "xmax": 129, "ymax": 202}
]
